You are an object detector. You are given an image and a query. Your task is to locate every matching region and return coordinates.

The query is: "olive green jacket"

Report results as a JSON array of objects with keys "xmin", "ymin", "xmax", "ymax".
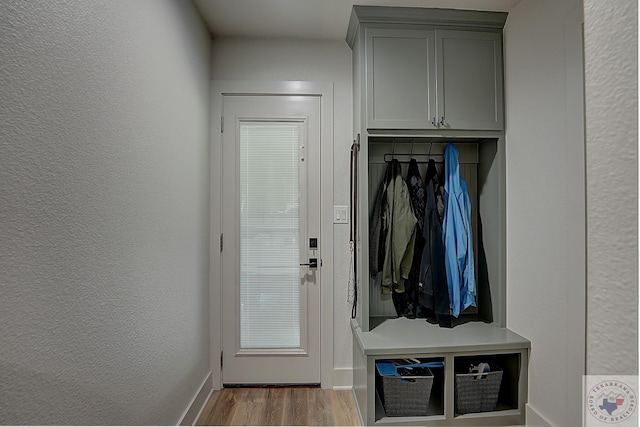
[{"xmin": 381, "ymin": 167, "xmax": 417, "ymax": 294}]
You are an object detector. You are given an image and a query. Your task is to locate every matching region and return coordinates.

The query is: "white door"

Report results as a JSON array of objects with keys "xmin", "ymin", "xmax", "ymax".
[{"xmin": 221, "ymin": 95, "xmax": 321, "ymax": 385}]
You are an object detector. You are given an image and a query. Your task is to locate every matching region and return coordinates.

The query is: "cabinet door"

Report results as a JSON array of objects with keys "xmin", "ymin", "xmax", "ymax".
[
  {"xmin": 436, "ymin": 30, "xmax": 504, "ymax": 130},
  {"xmin": 366, "ymin": 28, "xmax": 436, "ymax": 129}
]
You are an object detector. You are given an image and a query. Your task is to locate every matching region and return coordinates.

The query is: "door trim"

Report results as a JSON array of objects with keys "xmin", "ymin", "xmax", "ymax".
[{"xmin": 210, "ymin": 81, "xmax": 334, "ymax": 389}]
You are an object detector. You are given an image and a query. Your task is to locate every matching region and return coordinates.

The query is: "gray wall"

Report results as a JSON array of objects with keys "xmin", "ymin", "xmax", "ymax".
[
  {"xmin": 584, "ymin": 0, "xmax": 638, "ymax": 375},
  {"xmin": 210, "ymin": 38, "xmax": 354, "ymax": 385},
  {"xmin": 503, "ymin": 0, "xmax": 586, "ymax": 425},
  {"xmin": 0, "ymin": 1, "xmax": 212, "ymax": 424}
]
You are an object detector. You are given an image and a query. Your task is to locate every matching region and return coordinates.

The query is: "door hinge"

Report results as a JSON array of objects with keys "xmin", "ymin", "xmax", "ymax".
[
  {"xmin": 220, "ymin": 351, "xmax": 223, "ymax": 370},
  {"xmin": 220, "ymin": 233, "xmax": 223, "ymax": 252},
  {"xmin": 221, "ymin": 116, "xmax": 224, "ymax": 133}
]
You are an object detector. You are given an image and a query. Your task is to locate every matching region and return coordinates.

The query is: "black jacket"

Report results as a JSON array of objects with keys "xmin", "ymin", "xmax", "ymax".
[{"xmin": 419, "ymin": 160, "xmax": 452, "ymax": 328}]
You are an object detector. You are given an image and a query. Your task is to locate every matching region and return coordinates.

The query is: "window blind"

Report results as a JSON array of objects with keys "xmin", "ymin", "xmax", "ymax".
[{"xmin": 239, "ymin": 122, "xmax": 303, "ymax": 349}]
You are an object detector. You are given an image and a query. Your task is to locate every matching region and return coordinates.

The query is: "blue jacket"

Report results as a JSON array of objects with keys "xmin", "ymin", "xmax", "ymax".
[{"xmin": 442, "ymin": 144, "xmax": 476, "ymax": 317}]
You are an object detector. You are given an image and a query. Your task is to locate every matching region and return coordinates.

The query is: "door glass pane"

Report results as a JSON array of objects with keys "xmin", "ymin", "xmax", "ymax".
[{"xmin": 239, "ymin": 122, "xmax": 302, "ymax": 349}]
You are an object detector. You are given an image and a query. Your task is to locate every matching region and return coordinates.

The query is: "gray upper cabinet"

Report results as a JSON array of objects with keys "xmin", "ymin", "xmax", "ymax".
[
  {"xmin": 436, "ymin": 30, "xmax": 503, "ymax": 130},
  {"xmin": 349, "ymin": 6, "xmax": 507, "ymax": 132},
  {"xmin": 366, "ymin": 28, "xmax": 437, "ymax": 129}
]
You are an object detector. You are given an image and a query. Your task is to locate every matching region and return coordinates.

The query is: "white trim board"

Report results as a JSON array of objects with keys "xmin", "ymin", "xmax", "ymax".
[
  {"xmin": 177, "ymin": 371, "xmax": 213, "ymax": 426},
  {"xmin": 332, "ymin": 367, "xmax": 353, "ymax": 390},
  {"xmin": 352, "ymin": 387, "xmax": 365, "ymax": 425},
  {"xmin": 210, "ymin": 80, "xmax": 335, "ymax": 389},
  {"xmin": 526, "ymin": 404, "xmax": 554, "ymax": 427}
]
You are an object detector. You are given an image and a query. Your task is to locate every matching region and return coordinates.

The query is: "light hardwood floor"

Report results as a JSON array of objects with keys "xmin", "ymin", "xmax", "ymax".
[{"xmin": 196, "ymin": 387, "xmax": 361, "ymax": 426}]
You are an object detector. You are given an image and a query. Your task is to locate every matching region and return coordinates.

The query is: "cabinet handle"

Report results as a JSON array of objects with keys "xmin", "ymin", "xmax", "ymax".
[
  {"xmin": 431, "ymin": 117, "xmax": 437, "ymax": 128},
  {"xmin": 439, "ymin": 116, "xmax": 446, "ymax": 127}
]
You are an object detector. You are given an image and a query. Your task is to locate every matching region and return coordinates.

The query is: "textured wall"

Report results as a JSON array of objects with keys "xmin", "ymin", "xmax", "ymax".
[
  {"xmin": 0, "ymin": 1, "xmax": 212, "ymax": 424},
  {"xmin": 210, "ymin": 38, "xmax": 354, "ymax": 376},
  {"xmin": 583, "ymin": 0, "xmax": 638, "ymax": 375},
  {"xmin": 503, "ymin": 0, "xmax": 586, "ymax": 425}
]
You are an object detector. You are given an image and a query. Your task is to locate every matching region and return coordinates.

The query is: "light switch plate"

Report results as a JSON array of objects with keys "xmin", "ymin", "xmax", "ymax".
[{"xmin": 334, "ymin": 205, "xmax": 349, "ymax": 224}]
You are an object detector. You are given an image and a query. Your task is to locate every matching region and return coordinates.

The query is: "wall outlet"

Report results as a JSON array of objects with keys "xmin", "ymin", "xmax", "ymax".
[{"xmin": 334, "ymin": 205, "xmax": 349, "ymax": 224}]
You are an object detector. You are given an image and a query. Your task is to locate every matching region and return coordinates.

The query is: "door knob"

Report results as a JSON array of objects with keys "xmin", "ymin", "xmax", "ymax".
[{"xmin": 300, "ymin": 258, "xmax": 318, "ymax": 269}]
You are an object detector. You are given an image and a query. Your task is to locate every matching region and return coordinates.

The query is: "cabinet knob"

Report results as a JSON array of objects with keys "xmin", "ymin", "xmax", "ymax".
[
  {"xmin": 439, "ymin": 116, "xmax": 446, "ymax": 127},
  {"xmin": 431, "ymin": 117, "xmax": 437, "ymax": 128}
]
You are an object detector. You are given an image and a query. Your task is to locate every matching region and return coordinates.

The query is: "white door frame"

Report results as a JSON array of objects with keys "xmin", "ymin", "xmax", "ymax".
[{"xmin": 210, "ymin": 81, "xmax": 334, "ymax": 389}]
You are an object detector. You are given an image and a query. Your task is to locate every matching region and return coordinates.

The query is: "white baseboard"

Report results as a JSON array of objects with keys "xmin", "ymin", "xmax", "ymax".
[
  {"xmin": 526, "ymin": 404, "xmax": 554, "ymax": 427},
  {"xmin": 178, "ymin": 371, "xmax": 213, "ymax": 426},
  {"xmin": 352, "ymin": 387, "xmax": 365, "ymax": 425},
  {"xmin": 333, "ymin": 367, "xmax": 353, "ymax": 390}
]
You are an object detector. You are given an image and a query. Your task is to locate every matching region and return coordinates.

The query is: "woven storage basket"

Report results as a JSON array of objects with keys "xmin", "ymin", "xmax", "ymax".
[
  {"xmin": 455, "ymin": 369, "xmax": 503, "ymax": 414},
  {"xmin": 376, "ymin": 367, "xmax": 434, "ymax": 417}
]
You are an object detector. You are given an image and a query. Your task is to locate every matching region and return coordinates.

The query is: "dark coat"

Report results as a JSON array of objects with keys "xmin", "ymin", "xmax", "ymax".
[{"xmin": 419, "ymin": 160, "xmax": 452, "ymax": 328}]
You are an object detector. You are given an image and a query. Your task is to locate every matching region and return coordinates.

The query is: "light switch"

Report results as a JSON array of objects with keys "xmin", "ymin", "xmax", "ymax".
[{"xmin": 334, "ymin": 205, "xmax": 349, "ymax": 224}]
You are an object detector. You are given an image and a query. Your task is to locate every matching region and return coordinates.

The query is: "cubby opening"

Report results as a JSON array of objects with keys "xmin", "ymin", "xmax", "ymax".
[
  {"xmin": 366, "ymin": 136, "xmax": 504, "ymax": 331},
  {"xmin": 374, "ymin": 357, "xmax": 445, "ymax": 421},
  {"xmin": 453, "ymin": 353, "xmax": 520, "ymax": 415}
]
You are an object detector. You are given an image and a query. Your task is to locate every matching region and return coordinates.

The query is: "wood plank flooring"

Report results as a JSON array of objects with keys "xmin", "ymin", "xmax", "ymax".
[{"xmin": 196, "ymin": 388, "xmax": 361, "ymax": 426}]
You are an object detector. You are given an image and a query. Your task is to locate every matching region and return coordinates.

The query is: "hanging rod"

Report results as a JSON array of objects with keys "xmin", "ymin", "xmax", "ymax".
[
  {"xmin": 379, "ymin": 153, "xmax": 477, "ymax": 165},
  {"xmin": 384, "ymin": 153, "xmax": 443, "ymax": 163}
]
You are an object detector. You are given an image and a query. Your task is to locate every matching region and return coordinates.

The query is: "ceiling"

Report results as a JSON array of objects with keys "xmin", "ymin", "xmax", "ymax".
[{"xmin": 193, "ymin": 0, "xmax": 522, "ymax": 41}]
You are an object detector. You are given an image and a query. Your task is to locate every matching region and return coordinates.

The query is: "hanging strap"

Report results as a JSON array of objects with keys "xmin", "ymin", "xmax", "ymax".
[{"xmin": 350, "ymin": 135, "xmax": 360, "ymax": 319}]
